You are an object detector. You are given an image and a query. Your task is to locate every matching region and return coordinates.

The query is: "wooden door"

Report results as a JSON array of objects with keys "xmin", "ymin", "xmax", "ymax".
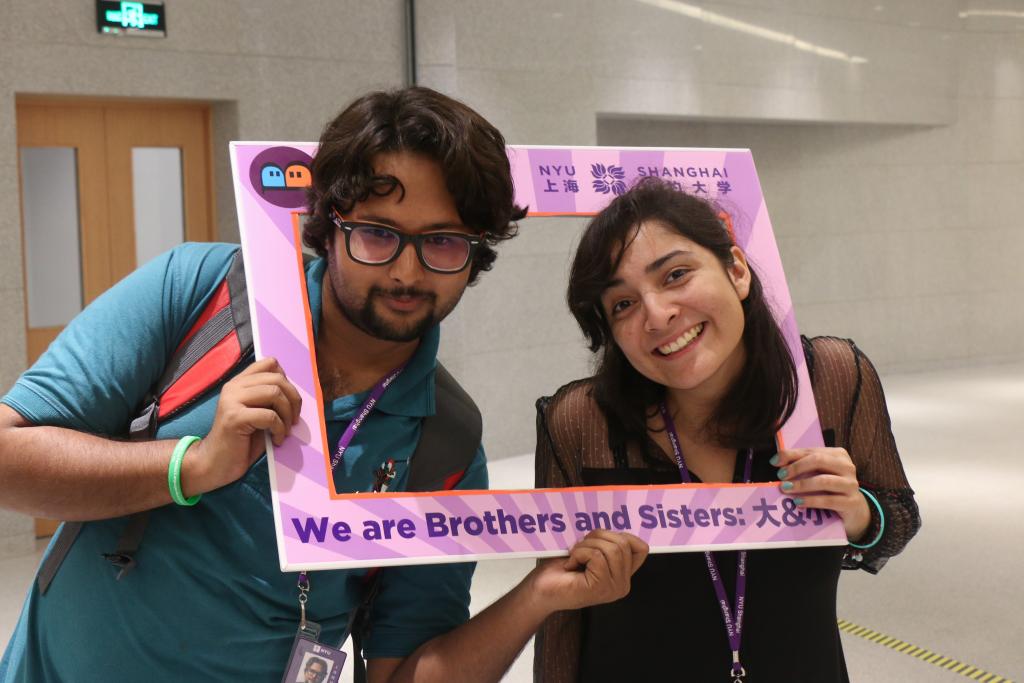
[
  {"xmin": 16, "ymin": 98, "xmax": 215, "ymax": 537},
  {"xmin": 104, "ymin": 104, "xmax": 215, "ymax": 282},
  {"xmin": 16, "ymin": 102, "xmax": 112, "ymax": 366}
]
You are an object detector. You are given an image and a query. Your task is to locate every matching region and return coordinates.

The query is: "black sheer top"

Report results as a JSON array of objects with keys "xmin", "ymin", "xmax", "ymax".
[{"xmin": 532, "ymin": 337, "xmax": 921, "ymax": 682}]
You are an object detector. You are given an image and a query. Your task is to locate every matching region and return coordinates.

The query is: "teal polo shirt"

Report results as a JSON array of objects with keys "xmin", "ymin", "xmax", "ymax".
[{"xmin": 0, "ymin": 243, "xmax": 486, "ymax": 682}]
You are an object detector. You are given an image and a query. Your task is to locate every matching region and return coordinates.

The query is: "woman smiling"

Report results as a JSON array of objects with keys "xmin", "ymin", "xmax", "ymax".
[{"xmin": 534, "ymin": 177, "xmax": 921, "ymax": 682}]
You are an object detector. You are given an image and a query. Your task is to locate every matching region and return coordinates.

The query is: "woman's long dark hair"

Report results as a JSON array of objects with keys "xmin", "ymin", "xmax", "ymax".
[{"xmin": 567, "ymin": 177, "xmax": 797, "ymax": 448}]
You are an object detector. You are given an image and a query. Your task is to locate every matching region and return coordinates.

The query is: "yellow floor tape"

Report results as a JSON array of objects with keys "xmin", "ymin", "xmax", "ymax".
[{"xmin": 837, "ymin": 619, "xmax": 1016, "ymax": 683}]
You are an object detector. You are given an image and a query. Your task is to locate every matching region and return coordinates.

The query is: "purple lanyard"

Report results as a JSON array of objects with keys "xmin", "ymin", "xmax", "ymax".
[
  {"xmin": 329, "ymin": 364, "xmax": 406, "ymax": 472},
  {"xmin": 296, "ymin": 365, "xmax": 405, "ymax": 644},
  {"xmin": 659, "ymin": 403, "xmax": 752, "ymax": 683}
]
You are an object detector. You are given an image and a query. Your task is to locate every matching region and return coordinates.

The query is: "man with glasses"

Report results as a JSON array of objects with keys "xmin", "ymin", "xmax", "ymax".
[{"xmin": 0, "ymin": 87, "xmax": 646, "ymax": 683}]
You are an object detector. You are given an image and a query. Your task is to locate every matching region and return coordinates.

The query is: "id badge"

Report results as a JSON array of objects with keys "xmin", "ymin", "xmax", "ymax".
[{"xmin": 281, "ymin": 621, "xmax": 346, "ymax": 683}]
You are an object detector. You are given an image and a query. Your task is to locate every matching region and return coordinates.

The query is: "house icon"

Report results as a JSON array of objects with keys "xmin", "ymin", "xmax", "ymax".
[
  {"xmin": 260, "ymin": 164, "xmax": 286, "ymax": 191},
  {"xmin": 285, "ymin": 163, "xmax": 312, "ymax": 188}
]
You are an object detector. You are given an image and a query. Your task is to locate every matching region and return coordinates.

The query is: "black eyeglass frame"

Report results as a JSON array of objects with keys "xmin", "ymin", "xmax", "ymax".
[{"xmin": 330, "ymin": 210, "xmax": 484, "ymax": 274}]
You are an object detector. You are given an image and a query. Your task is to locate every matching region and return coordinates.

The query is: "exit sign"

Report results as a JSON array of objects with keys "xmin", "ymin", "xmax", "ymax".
[{"xmin": 96, "ymin": 1, "xmax": 166, "ymax": 37}]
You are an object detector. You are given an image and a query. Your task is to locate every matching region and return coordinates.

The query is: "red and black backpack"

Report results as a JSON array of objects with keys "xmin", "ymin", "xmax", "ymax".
[{"xmin": 37, "ymin": 250, "xmax": 482, "ymax": 593}]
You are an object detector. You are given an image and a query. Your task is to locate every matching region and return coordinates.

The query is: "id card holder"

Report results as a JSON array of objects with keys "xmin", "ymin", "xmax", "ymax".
[
  {"xmin": 281, "ymin": 620, "xmax": 346, "ymax": 683},
  {"xmin": 283, "ymin": 573, "xmax": 347, "ymax": 683}
]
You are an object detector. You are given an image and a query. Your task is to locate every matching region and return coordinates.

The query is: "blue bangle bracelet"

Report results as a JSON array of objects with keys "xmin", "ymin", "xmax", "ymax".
[{"xmin": 849, "ymin": 487, "xmax": 885, "ymax": 549}]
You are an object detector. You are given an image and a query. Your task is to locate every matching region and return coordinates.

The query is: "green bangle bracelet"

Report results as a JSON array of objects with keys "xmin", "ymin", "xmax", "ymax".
[
  {"xmin": 849, "ymin": 487, "xmax": 885, "ymax": 550},
  {"xmin": 169, "ymin": 435, "xmax": 202, "ymax": 506}
]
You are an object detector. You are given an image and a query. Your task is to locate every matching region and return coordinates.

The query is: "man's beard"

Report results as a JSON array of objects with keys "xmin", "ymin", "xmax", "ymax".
[
  {"xmin": 327, "ymin": 262, "xmax": 462, "ymax": 343},
  {"xmin": 341, "ymin": 284, "xmax": 441, "ymax": 342}
]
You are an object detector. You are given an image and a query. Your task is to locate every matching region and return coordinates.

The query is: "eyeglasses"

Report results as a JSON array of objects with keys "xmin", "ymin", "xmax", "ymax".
[{"xmin": 331, "ymin": 209, "xmax": 483, "ymax": 274}]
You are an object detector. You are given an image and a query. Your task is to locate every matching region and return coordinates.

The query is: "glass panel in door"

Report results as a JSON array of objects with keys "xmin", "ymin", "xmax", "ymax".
[
  {"xmin": 131, "ymin": 147, "xmax": 186, "ymax": 266},
  {"xmin": 20, "ymin": 147, "xmax": 84, "ymax": 330}
]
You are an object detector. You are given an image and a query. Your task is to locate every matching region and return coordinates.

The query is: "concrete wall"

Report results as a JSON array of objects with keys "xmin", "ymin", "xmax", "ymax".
[
  {"xmin": 2, "ymin": 0, "xmax": 1022, "ymax": 558},
  {"xmin": 422, "ymin": 0, "xmax": 1015, "ymax": 462}
]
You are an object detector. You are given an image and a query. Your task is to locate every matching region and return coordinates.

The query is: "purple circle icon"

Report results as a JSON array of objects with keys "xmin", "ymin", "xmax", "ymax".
[{"xmin": 248, "ymin": 146, "xmax": 315, "ymax": 209}]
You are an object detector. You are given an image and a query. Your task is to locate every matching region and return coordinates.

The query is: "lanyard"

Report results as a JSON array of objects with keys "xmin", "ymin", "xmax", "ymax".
[
  {"xmin": 329, "ymin": 364, "xmax": 406, "ymax": 472},
  {"xmin": 296, "ymin": 365, "xmax": 406, "ymax": 647},
  {"xmin": 659, "ymin": 403, "xmax": 753, "ymax": 683}
]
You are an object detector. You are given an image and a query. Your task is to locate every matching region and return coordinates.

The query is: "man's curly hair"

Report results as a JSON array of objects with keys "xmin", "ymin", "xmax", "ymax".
[{"xmin": 304, "ymin": 87, "xmax": 526, "ymax": 284}]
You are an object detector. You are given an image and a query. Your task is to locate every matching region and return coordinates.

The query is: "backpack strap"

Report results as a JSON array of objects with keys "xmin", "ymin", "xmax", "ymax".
[
  {"xmin": 100, "ymin": 251, "xmax": 254, "ymax": 580},
  {"xmin": 99, "ymin": 511, "xmax": 151, "ymax": 579},
  {"xmin": 406, "ymin": 363, "xmax": 482, "ymax": 490},
  {"xmin": 135, "ymin": 250, "xmax": 253, "ymax": 437},
  {"xmin": 38, "ymin": 250, "xmax": 254, "ymax": 594},
  {"xmin": 351, "ymin": 362, "xmax": 482, "ymax": 682},
  {"xmin": 35, "ymin": 521, "xmax": 82, "ymax": 595}
]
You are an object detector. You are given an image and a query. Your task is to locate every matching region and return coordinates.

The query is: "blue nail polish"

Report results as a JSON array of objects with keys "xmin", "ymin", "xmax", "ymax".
[
  {"xmin": 777, "ymin": 467, "xmax": 788, "ymax": 479},
  {"xmin": 769, "ymin": 455, "xmax": 779, "ymax": 466},
  {"xmin": 781, "ymin": 481, "xmax": 794, "ymax": 492},
  {"xmin": 794, "ymin": 498, "xmax": 804, "ymax": 505}
]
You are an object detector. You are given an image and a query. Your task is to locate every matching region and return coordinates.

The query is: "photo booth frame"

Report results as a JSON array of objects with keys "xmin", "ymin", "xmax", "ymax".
[{"xmin": 230, "ymin": 143, "xmax": 846, "ymax": 571}]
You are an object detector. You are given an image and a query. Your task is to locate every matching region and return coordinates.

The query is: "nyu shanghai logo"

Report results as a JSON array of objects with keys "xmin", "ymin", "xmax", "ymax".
[
  {"xmin": 530, "ymin": 155, "xmax": 734, "ymax": 200},
  {"xmin": 591, "ymin": 163, "xmax": 627, "ymax": 195}
]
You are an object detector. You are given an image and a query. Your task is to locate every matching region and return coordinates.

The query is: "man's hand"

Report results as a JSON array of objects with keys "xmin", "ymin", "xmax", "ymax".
[
  {"xmin": 369, "ymin": 530, "xmax": 649, "ymax": 683},
  {"xmin": 182, "ymin": 357, "xmax": 301, "ymax": 497},
  {"xmin": 526, "ymin": 530, "xmax": 649, "ymax": 613}
]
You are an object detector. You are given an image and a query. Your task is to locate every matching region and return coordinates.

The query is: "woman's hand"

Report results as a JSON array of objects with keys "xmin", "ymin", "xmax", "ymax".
[{"xmin": 772, "ymin": 448, "xmax": 871, "ymax": 542}]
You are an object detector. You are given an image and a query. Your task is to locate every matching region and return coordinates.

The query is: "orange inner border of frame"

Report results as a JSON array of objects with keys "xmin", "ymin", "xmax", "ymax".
[{"xmin": 288, "ymin": 210, "xmax": 786, "ymax": 501}]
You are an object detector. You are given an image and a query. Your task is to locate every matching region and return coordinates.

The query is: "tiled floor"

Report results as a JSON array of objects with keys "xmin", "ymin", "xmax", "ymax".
[{"xmin": 2, "ymin": 362, "xmax": 1022, "ymax": 681}]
